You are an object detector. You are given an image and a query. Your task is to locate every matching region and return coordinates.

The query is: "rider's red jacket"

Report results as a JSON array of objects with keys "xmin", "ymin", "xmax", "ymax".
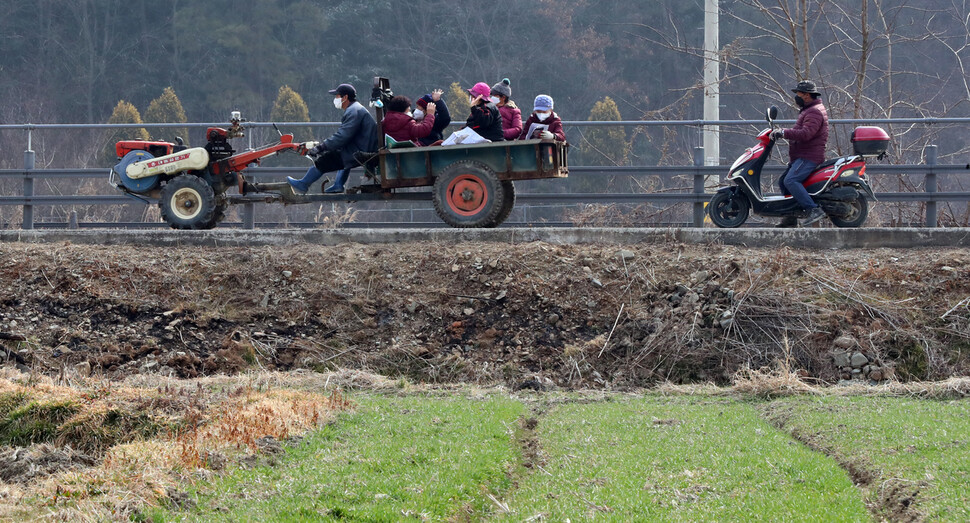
[{"xmin": 783, "ymin": 98, "xmax": 828, "ymax": 164}]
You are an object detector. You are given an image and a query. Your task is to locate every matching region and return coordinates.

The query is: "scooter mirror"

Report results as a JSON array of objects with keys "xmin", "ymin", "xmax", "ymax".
[{"xmin": 767, "ymin": 106, "xmax": 779, "ymax": 122}]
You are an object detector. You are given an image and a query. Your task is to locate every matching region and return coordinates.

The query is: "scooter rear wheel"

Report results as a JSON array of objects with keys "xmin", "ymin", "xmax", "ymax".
[
  {"xmin": 828, "ymin": 190, "xmax": 869, "ymax": 228},
  {"xmin": 709, "ymin": 190, "xmax": 750, "ymax": 228}
]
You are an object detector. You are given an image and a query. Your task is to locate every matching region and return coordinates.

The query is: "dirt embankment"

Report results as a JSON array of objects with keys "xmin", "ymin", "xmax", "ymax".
[{"xmin": 1, "ymin": 240, "xmax": 969, "ymax": 386}]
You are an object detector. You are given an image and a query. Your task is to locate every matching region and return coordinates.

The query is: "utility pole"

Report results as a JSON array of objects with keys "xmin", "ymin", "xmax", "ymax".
[{"xmin": 703, "ymin": 0, "xmax": 719, "ymax": 172}]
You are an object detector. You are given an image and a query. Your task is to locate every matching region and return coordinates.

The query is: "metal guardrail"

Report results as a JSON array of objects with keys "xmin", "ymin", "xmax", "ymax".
[
  {"xmin": 3, "ymin": 159, "xmax": 965, "ymax": 229},
  {"xmin": 2, "ymin": 119, "xmax": 969, "ymax": 229}
]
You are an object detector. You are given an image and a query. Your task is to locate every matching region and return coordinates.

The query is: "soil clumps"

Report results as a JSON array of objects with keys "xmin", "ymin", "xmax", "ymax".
[{"xmin": 2, "ymin": 241, "xmax": 969, "ymax": 386}]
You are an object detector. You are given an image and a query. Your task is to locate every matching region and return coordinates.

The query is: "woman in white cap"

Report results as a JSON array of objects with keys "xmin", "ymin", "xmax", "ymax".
[{"xmin": 518, "ymin": 94, "xmax": 565, "ymax": 141}]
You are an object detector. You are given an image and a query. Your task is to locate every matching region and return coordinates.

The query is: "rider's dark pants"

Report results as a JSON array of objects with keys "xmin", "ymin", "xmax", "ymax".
[{"xmin": 778, "ymin": 158, "xmax": 819, "ymax": 210}]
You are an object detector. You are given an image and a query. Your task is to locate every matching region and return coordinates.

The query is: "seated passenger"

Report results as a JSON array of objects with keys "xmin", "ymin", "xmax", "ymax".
[
  {"xmin": 464, "ymin": 82, "xmax": 504, "ymax": 142},
  {"xmin": 491, "ymin": 78, "xmax": 522, "ymax": 141},
  {"xmin": 382, "ymin": 95, "xmax": 436, "ymax": 144},
  {"xmin": 414, "ymin": 89, "xmax": 450, "ymax": 146},
  {"xmin": 519, "ymin": 94, "xmax": 565, "ymax": 142}
]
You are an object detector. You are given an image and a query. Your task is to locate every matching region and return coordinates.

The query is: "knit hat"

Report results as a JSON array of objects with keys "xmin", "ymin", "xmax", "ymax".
[
  {"xmin": 416, "ymin": 94, "xmax": 433, "ymax": 110},
  {"xmin": 534, "ymin": 94, "xmax": 554, "ymax": 111},
  {"xmin": 467, "ymin": 82, "xmax": 492, "ymax": 100},
  {"xmin": 490, "ymin": 78, "xmax": 511, "ymax": 99}
]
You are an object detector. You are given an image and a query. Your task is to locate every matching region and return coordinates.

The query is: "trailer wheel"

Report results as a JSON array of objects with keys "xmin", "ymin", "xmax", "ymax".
[
  {"xmin": 433, "ymin": 161, "xmax": 504, "ymax": 228},
  {"xmin": 488, "ymin": 181, "xmax": 515, "ymax": 227},
  {"xmin": 159, "ymin": 175, "xmax": 217, "ymax": 230}
]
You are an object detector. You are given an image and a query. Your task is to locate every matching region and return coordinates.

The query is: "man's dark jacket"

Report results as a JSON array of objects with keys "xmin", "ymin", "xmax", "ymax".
[{"xmin": 323, "ymin": 101, "xmax": 378, "ymax": 167}]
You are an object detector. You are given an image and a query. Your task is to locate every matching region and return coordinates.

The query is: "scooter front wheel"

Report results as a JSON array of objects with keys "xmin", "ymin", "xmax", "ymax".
[{"xmin": 708, "ymin": 190, "xmax": 750, "ymax": 228}]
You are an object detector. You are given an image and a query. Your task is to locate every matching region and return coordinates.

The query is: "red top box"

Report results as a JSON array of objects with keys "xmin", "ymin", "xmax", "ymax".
[{"xmin": 851, "ymin": 126, "xmax": 890, "ymax": 156}]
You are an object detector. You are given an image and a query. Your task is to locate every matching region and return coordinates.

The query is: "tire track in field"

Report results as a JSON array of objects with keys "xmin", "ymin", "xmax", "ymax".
[
  {"xmin": 481, "ymin": 399, "xmax": 549, "ymax": 519},
  {"xmin": 760, "ymin": 403, "xmax": 924, "ymax": 522}
]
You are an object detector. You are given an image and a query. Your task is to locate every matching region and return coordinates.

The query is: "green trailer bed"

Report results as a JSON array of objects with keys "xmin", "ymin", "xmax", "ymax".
[{"xmin": 373, "ymin": 138, "xmax": 568, "ymax": 227}]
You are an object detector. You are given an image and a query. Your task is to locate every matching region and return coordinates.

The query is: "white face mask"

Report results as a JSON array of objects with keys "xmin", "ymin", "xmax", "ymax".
[
  {"xmin": 468, "ymin": 96, "xmax": 476, "ymax": 106},
  {"xmin": 333, "ymin": 97, "xmax": 344, "ymax": 109},
  {"xmin": 535, "ymin": 111, "xmax": 551, "ymax": 121},
  {"xmin": 413, "ymin": 109, "xmax": 425, "ymax": 121},
  {"xmin": 489, "ymin": 96, "xmax": 501, "ymax": 105}
]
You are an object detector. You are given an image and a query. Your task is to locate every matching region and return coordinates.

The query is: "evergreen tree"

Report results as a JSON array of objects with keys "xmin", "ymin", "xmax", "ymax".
[
  {"xmin": 144, "ymin": 87, "xmax": 189, "ymax": 144},
  {"xmin": 444, "ymin": 82, "xmax": 469, "ymax": 136},
  {"xmin": 583, "ymin": 97, "xmax": 630, "ymax": 166},
  {"xmin": 102, "ymin": 100, "xmax": 149, "ymax": 165},
  {"xmin": 270, "ymin": 85, "xmax": 311, "ymax": 140}
]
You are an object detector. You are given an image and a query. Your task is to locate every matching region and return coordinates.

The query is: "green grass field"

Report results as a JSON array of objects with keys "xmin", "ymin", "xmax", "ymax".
[
  {"xmin": 499, "ymin": 396, "xmax": 868, "ymax": 521},
  {"xmin": 149, "ymin": 394, "xmax": 525, "ymax": 521},
  {"xmin": 769, "ymin": 396, "xmax": 970, "ymax": 522},
  {"xmin": 153, "ymin": 392, "xmax": 969, "ymax": 522}
]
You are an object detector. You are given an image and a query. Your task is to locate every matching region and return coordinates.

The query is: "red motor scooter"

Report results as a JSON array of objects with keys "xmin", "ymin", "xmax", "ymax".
[{"xmin": 708, "ymin": 106, "xmax": 888, "ymax": 228}]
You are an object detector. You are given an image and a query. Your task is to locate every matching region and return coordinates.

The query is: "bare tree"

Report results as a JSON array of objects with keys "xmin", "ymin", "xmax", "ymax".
[{"xmin": 625, "ymin": 0, "xmax": 970, "ymax": 224}]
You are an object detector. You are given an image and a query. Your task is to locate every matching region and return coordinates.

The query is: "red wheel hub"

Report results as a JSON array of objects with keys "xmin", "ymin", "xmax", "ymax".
[{"xmin": 446, "ymin": 174, "xmax": 488, "ymax": 216}]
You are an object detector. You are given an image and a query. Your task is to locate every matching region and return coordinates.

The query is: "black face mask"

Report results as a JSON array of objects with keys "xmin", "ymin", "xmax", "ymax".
[{"xmin": 794, "ymin": 95, "xmax": 806, "ymax": 108}]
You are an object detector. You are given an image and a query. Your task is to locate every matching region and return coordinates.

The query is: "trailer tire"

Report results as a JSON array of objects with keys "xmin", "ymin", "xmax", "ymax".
[
  {"xmin": 159, "ymin": 175, "xmax": 217, "ymax": 230},
  {"xmin": 488, "ymin": 181, "xmax": 515, "ymax": 227},
  {"xmin": 433, "ymin": 161, "xmax": 504, "ymax": 228}
]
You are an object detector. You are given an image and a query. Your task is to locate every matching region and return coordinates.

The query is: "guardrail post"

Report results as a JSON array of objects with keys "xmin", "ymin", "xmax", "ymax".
[
  {"xmin": 925, "ymin": 145, "xmax": 938, "ymax": 227},
  {"xmin": 23, "ymin": 149, "xmax": 35, "ymax": 230},
  {"xmin": 692, "ymin": 147, "xmax": 705, "ymax": 227},
  {"xmin": 242, "ymin": 202, "xmax": 255, "ymax": 229}
]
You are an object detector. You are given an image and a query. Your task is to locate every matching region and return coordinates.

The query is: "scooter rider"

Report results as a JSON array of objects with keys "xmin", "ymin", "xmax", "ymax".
[
  {"xmin": 771, "ymin": 80, "xmax": 829, "ymax": 227},
  {"xmin": 287, "ymin": 83, "xmax": 378, "ymax": 194}
]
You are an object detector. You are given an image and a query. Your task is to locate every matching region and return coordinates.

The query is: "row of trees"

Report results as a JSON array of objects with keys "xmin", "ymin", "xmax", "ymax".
[
  {"xmin": 101, "ymin": 83, "xmax": 631, "ymax": 167},
  {"xmin": 101, "ymin": 88, "xmax": 188, "ymax": 162},
  {"xmin": 5, "ymin": 1, "xmax": 970, "ymax": 166},
  {"xmin": 5, "ymin": 0, "xmax": 970, "ymax": 225}
]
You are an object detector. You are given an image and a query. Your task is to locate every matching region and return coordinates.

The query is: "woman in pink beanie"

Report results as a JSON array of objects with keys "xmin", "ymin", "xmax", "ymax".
[{"xmin": 463, "ymin": 82, "xmax": 505, "ymax": 141}]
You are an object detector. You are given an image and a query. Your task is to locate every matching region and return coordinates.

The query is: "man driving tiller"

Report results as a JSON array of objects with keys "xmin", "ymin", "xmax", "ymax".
[{"xmin": 287, "ymin": 83, "xmax": 378, "ymax": 194}]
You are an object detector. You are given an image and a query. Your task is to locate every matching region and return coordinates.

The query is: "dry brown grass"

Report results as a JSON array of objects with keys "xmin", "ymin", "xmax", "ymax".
[
  {"xmin": 730, "ymin": 365, "xmax": 821, "ymax": 398},
  {"xmin": 821, "ymin": 376, "xmax": 970, "ymax": 399},
  {"xmin": 313, "ymin": 205, "xmax": 358, "ymax": 229},
  {"xmin": 0, "ymin": 370, "xmax": 350, "ymax": 521}
]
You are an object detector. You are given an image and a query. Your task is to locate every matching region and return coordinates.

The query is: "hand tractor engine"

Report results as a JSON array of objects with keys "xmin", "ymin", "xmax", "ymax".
[{"xmin": 109, "ymin": 113, "xmax": 309, "ymax": 229}]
